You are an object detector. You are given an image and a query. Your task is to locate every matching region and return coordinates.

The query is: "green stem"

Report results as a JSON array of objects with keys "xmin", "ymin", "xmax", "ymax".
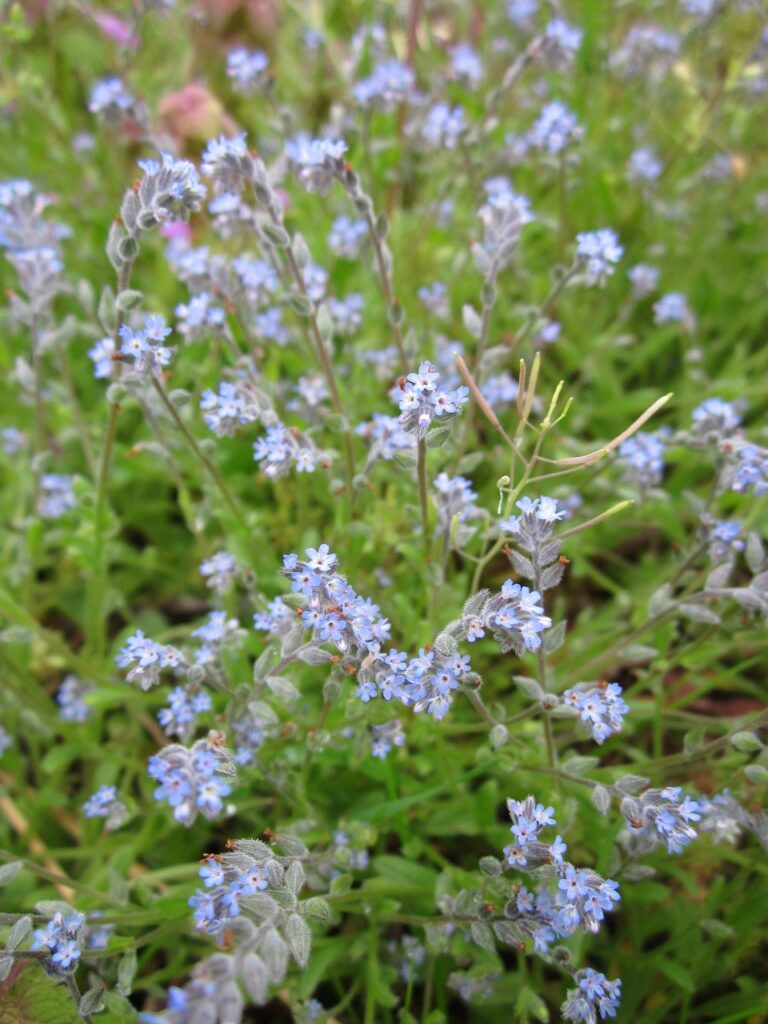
[
  {"xmin": 150, "ymin": 378, "xmax": 248, "ymax": 530},
  {"xmin": 515, "ymin": 263, "xmax": 580, "ymax": 349},
  {"xmin": 269, "ymin": 214, "xmax": 357, "ymax": 489},
  {"xmin": 87, "ymin": 401, "xmax": 119, "ymax": 662},
  {"xmin": 58, "ymin": 351, "xmax": 97, "ymax": 478},
  {"xmin": 462, "ymin": 685, "xmax": 497, "ymax": 727},
  {"xmin": 361, "ymin": 207, "xmax": 408, "ymax": 371},
  {"xmin": 87, "ymin": 256, "xmax": 134, "ymax": 660},
  {"xmin": 417, "ymin": 437, "xmax": 430, "ymax": 555}
]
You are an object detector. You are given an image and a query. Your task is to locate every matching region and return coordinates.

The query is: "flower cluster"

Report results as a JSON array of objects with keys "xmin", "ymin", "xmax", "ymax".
[
  {"xmin": 628, "ymin": 263, "xmax": 659, "ymax": 299},
  {"xmin": 190, "ymin": 854, "xmax": 269, "ymax": 934},
  {"xmin": 31, "ymin": 911, "xmax": 86, "ymax": 973},
  {"xmin": 544, "ymin": 17, "xmax": 583, "ymax": 66},
  {"xmin": 610, "ymin": 24, "xmax": 680, "ymax": 80},
  {"xmin": 653, "ymin": 291, "xmax": 694, "ymax": 330},
  {"xmin": 134, "ymin": 152, "xmax": 207, "ymax": 227},
  {"xmin": 88, "ymin": 336, "xmax": 115, "ymax": 378},
  {"xmin": 561, "ymin": 970, "xmax": 622, "ymax": 1024},
  {"xmin": 0, "ymin": 178, "xmax": 67, "ymax": 255},
  {"xmin": 529, "ymin": 101, "xmax": 582, "ymax": 155},
  {"xmin": 83, "ymin": 785, "xmax": 128, "ymax": 830},
  {"xmin": 433, "ymin": 473, "xmax": 482, "ymax": 542},
  {"xmin": 200, "ymin": 133, "xmax": 257, "ymax": 196},
  {"xmin": 618, "ymin": 430, "xmax": 666, "ymax": 488},
  {"xmin": 370, "ymin": 648, "xmax": 468, "ymax": 720},
  {"xmin": 138, "ymin": 954, "xmax": 243, "ymax": 1024},
  {"xmin": 328, "ymin": 215, "xmax": 366, "ymax": 258},
  {"xmin": 200, "ymin": 379, "xmax": 261, "ymax": 436},
  {"xmin": 370, "ymin": 719, "xmax": 406, "ymax": 759},
  {"xmin": 575, "ymin": 229, "xmax": 623, "ymax": 285},
  {"xmin": 449, "ymin": 42, "xmax": 483, "ymax": 85},
  {"xmin": 628, "ymin": 146, "xmax": 663, "ymax": 183},
  {"xmin": 457, "ymin": 579, "xmax": 553, "ymax": 656},
  {"xmin": 418, "ymin": 281, "xmax": 449, "ymax": 318},
  {"xmin": 256, "ymin": 547, "xmax": 474, "ymax": 720},
  {"xmin": 501, "ymin": 797, "xmax": 621, "ymax": 952},
  {"xmin": 181, "ymin": 836, "xmax": 326, "ymax": 1008},
  {"xmin": 38, "ymin": 473, "xmax": 76, "ymax": 519},
  {"xmin": 118, "ymin": 630, "xmax": 184, "ymax": 690},
  {"xmin": 419, "ymin": 103, "xmax": 465, "ymax": 149},
  {"xmin": 691, "ymin": 397, "xmax": 741, "ymax": 437},
  {"xmin": 118, "ymin": 314, "xmax": 173, "ymax": 380},
  {"xmin": 200, "ymin": 550, "xmax": 239, "ymax": 594},
  {"xmin": 230, "ymin": 702, "xmax": 275, "ymax": 766},
  {"xmin": 706, "ymin": 519, "xmax": 744, "ymax": 564},
  {"xmin": 226, "ymin": 47, "xmax": 269, "ymax": 92},
  {"xmin": 328, "ymin": 293, "xmax": 364, "ymax": 335},
  {"xmin": 175, "ymin": 291, "xmax": 226, "ymax": 340},
  {"xmin": 255, "ymin": 307, "xmax": 289, "ymax": 345},
  {"xmin": 285, "ymin": 135, "xmax": 348, "ymax": 195},
  {"xmin": 88, "ymin": 76, "xmax": 135, "ymax": 119},
  {"xmin": 353, "ymin": 59, "xmax": 414, "ymax": 109},
  {"xmin": 562, "ymin": 683, "xmax": 629, "ymax": 744},
  {"xmin": 500, "ymin": 495, "xmax": 566, "ymax": 594},
  {"xmin": 395, "ymin": 361, "xmax": 469, "ymax": 439},
  {"xmin": 148, "ymin": 737, "xmax": 236, "ymax": 827},
  {"xmin": 279, "ymin": 544, "xmax": 391, "ymax": 656},
  {"xmin": 253, "ymin": 422, "xmax": 325, "ymax": 478},
  {"xmin": 476, "ymin": 179, "xmax": 534, "ymax": 272},
  {"xmin": 356, "ymin": 413, "xmax": 413, "ymax": 466},
  {"xmin": 698, "ymin": 791, "xmax": 767, "ymax": 848},
  {"xmin": 192, "ymin": 611, "xmax": 243, "ymax": 668},
  {"xmin": 232, "ymin": 256, "xmax": 279, "ymax": 306},
  {"xmin": 158, "ymin": 685, "xmax": 212, "ymax": 741},
  {"xmin": 731, "ymin": 443, "xmax": 768, "ymax": 496},
  {"xmin": 620, "ymin": 786, "xmax": 701, "ymax": 854}
]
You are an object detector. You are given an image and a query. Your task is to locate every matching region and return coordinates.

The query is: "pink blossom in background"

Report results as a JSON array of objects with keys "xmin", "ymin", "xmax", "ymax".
[
  {"xmin": 159, "ymin": 83, "xmax": 237, "ymax": 147},
  {"xmin": 194, "ymin": 0, "xmax": 279, "ymax": 40},
  {"xmin": 161, "ymin": 222, "xmax": 193, "ymax": 244},
  {"xmin": 84, "ymin": 7, "xmax": 139, "ymax": 48}
]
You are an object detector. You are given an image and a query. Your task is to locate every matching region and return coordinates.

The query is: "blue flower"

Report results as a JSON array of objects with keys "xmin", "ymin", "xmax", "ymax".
[
  {"xmin": 353, "ymin": 59, "xmax": 414, "ymax": 109},
  {"xmin": 56, "ymin": 675, "xmax": 94, "ymax": 722},
  {"xmin": 87, "ymin": 336, "xmax": 115, "ymax": 378},
  {"xmin": 732, "ymin": 444, "xmax": 768, "ymax": 495},
  {"xmin": 529, "ymin": 101, "xmax": 581, "ymax": 155},
  {"xmin": 285, "ymin": 136, "xmax": 348, "ymax": 194},
  {"xmin": 628, "ymin": 146, "xmax": 663, "ymax": 183},
  {"xmin": 449, "ymin": 42, "xmax": 483, "ymax": 84},
  {"xmin": 136, "ymin": 152, "xmax": 206, "ymax": 224},
  {"xmin": 227, "ymin": 47, "xmax": 269, "ymax": 91},
  {"xmin": 562, "ymin": 682, "xmax": 628, "ymax": 744},
  {"xmin": 619, "ymin": 431, "xmax": 667, "ymax": 488},
  {"xmin": 575, "ymin": 229, "xmax": 623, "ymax": 285},
  {"xmin": 328, "ymin": 215, "xmax": 367, "ymax": 259},
  {"xmin": 199, "ymin": 860, "xmax": 225, "ymax": 888},
  {"xmin": 653, "ymin": 292, "xmax": 694, "ymax": 329},
  {"xmin": 118, "ymin": 314, "xmax": 173, "ymax": 379},
  {"xmin": 38, "ymin": 474, "xmax": 76, "ymax": 519}
]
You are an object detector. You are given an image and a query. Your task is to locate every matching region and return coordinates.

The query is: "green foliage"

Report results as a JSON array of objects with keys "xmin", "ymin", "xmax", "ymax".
[{"xmin": 0, "ymin": 0, "xmax": 767, "ymax": 1022}]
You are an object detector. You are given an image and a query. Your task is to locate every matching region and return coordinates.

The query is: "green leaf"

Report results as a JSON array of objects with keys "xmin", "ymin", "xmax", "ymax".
[
  {"xmin": 657, "ymin": 958, "xmax": 695, "ymax": 994},
  {"xmin": 0, "ymin": 964, "xmax": 82, "ymax": 1024},
  {"xmin": 0, "ymin": 861, "xmax": 23, "ymax": 886},
  {"xmin": 371, "ymin": 855, "xmax": 438, "ymax": 893},
  {"xmin": 40, "ymin": 743, "xmax": 82, "ymax": 774}
]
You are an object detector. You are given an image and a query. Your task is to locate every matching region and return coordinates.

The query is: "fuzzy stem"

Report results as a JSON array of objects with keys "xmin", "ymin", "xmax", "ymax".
[
  {"xmin": 60, "ymin": 354, "xmax": 97, "ymax": 477},
  {"xmin": 417, "ymin": 436, "xmax": 430, "ymax": 554},
  {"xmin": 362, "ymin": 208, "xmax": 409, "ymax": 371},
  {"xmin": 87, "ymin": 256, "xmax": 134, "ymax": 660},
  {"xmin": 278, "ymin": 242, "xmax": 357, "ymax": 489},
  {"xmin": 150, "ymin": 377, "xmax": 248, "ymax": 529}
]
